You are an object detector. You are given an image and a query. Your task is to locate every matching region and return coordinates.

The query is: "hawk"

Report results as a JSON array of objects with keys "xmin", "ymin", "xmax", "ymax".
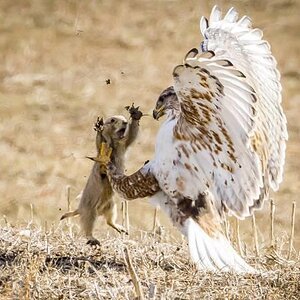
[{"xmin": 99, "ymin": 6, "xmax": 287, "ymax": 272}]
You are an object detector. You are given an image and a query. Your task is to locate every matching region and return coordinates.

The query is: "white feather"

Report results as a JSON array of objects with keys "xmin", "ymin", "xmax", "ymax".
[
  {"xmin": 199, "ymin": 17, "xmax": 208, "ymax": 37},
  {"xmin": 224, "ymin": 7, "xmax": 239, "ymax": 23},
  {"xmin": 199, "ymin": 5, "xmax": 287, "ymax": 191},
  {"xmin": 150, "ymin": 193, "xmax": 256, "ymax": 273},
  {"xmin": 185, "ymin": 218, "xmax": 256, "ymax": 273},
  {"xmin": 209, "ymin": 5, "xmax": 222, "ymax": 24},
  {"xmin": 237, "ymin": 16, "xmax": 252, "ymax": 28}
]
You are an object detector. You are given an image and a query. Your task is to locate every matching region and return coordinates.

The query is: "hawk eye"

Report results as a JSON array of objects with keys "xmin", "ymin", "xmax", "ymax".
[{"xmin": 158, "ymin": 96, "xmax": 165, "ymax": 104}]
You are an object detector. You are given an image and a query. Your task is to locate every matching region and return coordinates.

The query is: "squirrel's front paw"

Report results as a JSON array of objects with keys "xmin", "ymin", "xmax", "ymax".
[
  {"xmin": 94, "ymin": 117, "xmax": 104, "ymax": 132},
  {"xmin": 125, "ymin": 103, "xmax": 143, "ymax": 120}
]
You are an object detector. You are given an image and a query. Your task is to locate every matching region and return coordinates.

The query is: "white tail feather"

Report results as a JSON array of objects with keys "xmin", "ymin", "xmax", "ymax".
[
  {"xmin": 150, "ymin": 193, "xmax": 256, "ymax": 273},
  {"xmin": 185, "ymin": 218, "xmax": 256, "ymax": 273}
]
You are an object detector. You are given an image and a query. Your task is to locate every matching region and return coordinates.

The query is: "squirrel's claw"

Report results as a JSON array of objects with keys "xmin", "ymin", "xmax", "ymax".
[
  {"xmin": 94, "ymin": 117, "xmax": 104, "ymax": 132},
  {"xmin": 125, "ymin": 103, "xmax": 143, "ymax": 120}
]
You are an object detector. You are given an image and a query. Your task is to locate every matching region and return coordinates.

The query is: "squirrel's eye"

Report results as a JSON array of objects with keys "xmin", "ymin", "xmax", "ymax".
[{"xmin": 110, "ymin": 118, "xmax": 115, "ymax": 123}]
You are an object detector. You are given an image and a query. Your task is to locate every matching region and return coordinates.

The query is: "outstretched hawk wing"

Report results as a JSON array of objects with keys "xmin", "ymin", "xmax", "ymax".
[
  {"xmin": 152, "ymin": 49, "xmax": 261, "ymax": 218},
  {"xmin": 200, "ymin": 6, "xmax": 288, "ymax": 204},
  {"xmin": 152, "ymin": 6, "xmax": 287, "ymax": 219}
]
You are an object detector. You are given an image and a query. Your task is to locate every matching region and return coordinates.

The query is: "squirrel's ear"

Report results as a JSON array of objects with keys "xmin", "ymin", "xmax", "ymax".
[
  {"xmin": 99, "ymin": 117, "xmax": 104, "ymax": 125},
  {"xmin": 124, "ymin": 105, "xmax": 130, "ymax": 111}
]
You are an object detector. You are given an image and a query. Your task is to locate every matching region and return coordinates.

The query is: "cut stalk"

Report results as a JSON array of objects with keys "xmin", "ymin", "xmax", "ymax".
[
  {"xmin": 270, "ymin": 199, "xmax": 275, "ymax": 248},
  {"xmin": 30, "ymin": 203, "xmax": 34, "ymax": 224},
  {"xmin": 66, "ymin": 185, "xmax": 71, "ymax": 212},
  {"xmin": 288, "ymin": 202, "xmax": 296, "ymax": 260},
  {"xmin": 224, "ymin": 216, "xmax": 230, "ymax": 241},
  {"xmin": 122, "ymin": 201, "xmax": 126, "ymax": 228},
  {"xmin": 65, "ymin": 185, "xmax": 72, "ymax": 237},
  {"xmin": 125, "ymin": 201, "xmax": 130, "ymax": 235},
  {"xmin": 235, "ymin": 218, "xmax": 243, "ymax": 257},
  {"xmin": 252, "ymin": 213, "xmax": 259, "ymax": 256},
  {"xmin": 124, "ymin": 246, "xmax": 144, "ymax": 299},
  {"xmin": 152, "ymin": 207, "xmax": 158, "ymax": 234}
]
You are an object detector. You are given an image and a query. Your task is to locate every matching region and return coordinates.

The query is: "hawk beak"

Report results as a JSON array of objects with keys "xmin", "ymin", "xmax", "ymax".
[{"xmin": 152, "ymin": 104, "xmax": 166, "ymax": 120}]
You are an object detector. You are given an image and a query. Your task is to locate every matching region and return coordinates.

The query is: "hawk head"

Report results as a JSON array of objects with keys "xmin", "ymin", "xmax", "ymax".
[{"xmin": 153, "ymin": 86, "xmax": 179, "ymax": 120}]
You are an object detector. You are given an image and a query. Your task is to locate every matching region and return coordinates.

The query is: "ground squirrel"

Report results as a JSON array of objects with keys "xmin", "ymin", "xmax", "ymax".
[{"xmin": 61, "ymin": 104, "xmax": 143, "ymax": 245}]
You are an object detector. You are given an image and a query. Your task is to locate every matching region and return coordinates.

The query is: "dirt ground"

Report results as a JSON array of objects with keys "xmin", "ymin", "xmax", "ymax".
[{"xmin": 0, "ymin": 0, "xmax": 299, "ymax": 251}]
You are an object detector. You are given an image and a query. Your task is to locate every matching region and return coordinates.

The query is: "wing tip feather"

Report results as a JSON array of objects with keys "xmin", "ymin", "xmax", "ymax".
[
  {"xmin": 224, "ymin": 7, "xmax": 239, "ymax": 22},
  {"xmin": 209, "ymin": 5, "xmax": 222, "ymax": 24},
  {"xmin": 200, "ymin": 16, "xmax": 208, "ymax": 37}
]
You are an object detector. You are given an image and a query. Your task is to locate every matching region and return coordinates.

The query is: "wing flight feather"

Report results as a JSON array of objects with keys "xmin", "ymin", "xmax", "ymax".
[
  {"xmin": 155, "ymin": 50, "xmax": 263, "ymax": 217},
  {"xmin": 200, "ymin": 5, "xmax": 287, "ymax": 196}
]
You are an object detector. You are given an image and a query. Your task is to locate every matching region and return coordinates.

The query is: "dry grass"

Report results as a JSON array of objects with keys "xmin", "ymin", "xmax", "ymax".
[
  {"xmin": 0, "ymin": 0, "xmax": 299, "ymax": 247},
  {"xmin": 0, "ymin": 0, "xmax": 299, "ymax": 245},
  {"xmin": 0, "ymin": 221, "xmax": 299, "ymax": 299}
]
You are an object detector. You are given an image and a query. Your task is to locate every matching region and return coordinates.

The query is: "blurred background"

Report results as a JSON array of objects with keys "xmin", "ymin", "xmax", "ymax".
[{"xmin": 0, "ymin": 0, "xmax": 299, "ymax": 249}]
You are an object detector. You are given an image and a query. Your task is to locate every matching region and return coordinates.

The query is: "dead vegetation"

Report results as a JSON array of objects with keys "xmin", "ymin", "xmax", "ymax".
[
  {"xmin": 0, "ymin": 220, "xmax": 299, "ymax": 299},
  {"xmin": 0, "ymin": 0, "xmax": 299, "ymax": 247},
  {"xmin": 1, "ymin": 199, "xmax": 299, "ymax": 299}
]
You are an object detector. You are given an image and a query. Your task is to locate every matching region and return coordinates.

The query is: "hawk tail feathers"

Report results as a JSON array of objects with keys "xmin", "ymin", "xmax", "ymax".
[{"xmin": 185, "ymin": 218, "xmax": 256, "ymax": 273}]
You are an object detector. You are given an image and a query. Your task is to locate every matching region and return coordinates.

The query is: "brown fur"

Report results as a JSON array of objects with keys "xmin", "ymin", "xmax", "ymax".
[{"xmin": 61, "ymin": 114, "xmax": 140, "ymax": 245}]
